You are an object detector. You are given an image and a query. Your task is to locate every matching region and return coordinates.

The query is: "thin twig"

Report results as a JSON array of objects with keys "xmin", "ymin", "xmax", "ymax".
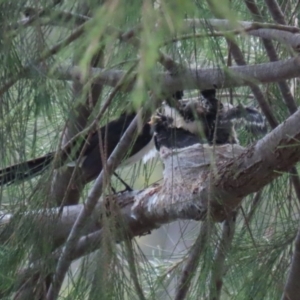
[
  {"xmin": 184, "ymin": 18, "xmax": 300, "ymax": 33},
  {"xmin": 163, "ymin": 26, "xmax": 300, "ymax": 46},
  {"xmin": 209, "ymin": 213, "xmax": 236, "ymax": 300},
  {"xmin": 15, "ymin": 229, "xmax": 104, "ymax": 299},
  {"xmin": 163, "ymin": 28, "xmax": 256, "ymax": 45},
  {"xmin": 8, "ymin": 9, "xmax": 89, "ymax": 36},
  {"xmin": 241, "ymin": 190, "xmax": 263, "ymax": 235},
  {"xmin": 0, "ymin": 22, "xmax": 87, "ymax": 98},
  {"xmin": 174, "ymin": 220, "xmax": 210, "ymax": 300},
  {"xmin": 124, "ymin": 239, "xmax": 147, "ymax": 300},
  {"xmin": 117, "ymin": 25, "xmax": 184, "ymax": 74},
  {"xmin": 281, "ymin": 227, "xmax": 300, "ymax": 300}
]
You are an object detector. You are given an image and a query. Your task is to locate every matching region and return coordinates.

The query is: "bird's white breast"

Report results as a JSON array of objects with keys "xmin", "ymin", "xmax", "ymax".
[
  {"xmin": 122, "ymin": 137, "xmax": 157, "ymax": 166},
  {"xmin": 162, "ymin": 103, "xmax": 200, "ymax": 134}
]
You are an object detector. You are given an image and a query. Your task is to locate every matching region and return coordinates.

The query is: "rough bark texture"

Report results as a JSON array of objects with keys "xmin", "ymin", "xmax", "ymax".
[
  {"xmin": 45, "ymin": 56, "xmax": 300, "ymax": 93},
  {"xmin": 185, "ymin": 19, "xmax": 300, "ymax": 50}
]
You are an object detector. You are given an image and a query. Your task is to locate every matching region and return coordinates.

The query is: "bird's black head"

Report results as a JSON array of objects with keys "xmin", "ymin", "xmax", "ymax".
[
  {"xmin": 172, "ymin": 91, "xmax": 184, "ymax": 100},
  {"xmin": 149, "ymin": 113, "xmax": 173, "ymax": 133},
  {"xmin": 164, "ymin": 91, "xmax": 184, "ymax": 112},
  {"xmin": 199, "ymin": 89, "xmax": 223, "ymax": 114},
  {"xmin": 201, "ymin": 89, "xmax": 216, "ymax": 99}
]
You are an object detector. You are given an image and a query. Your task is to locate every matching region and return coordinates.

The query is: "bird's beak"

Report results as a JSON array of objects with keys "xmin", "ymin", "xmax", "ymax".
[
  {"xmin": 148, "ymin": 115, "xmax": 160, "ymax": 125},
  {"xmin": 148, "ymin": 117, "xmax": 155, "ymax": 125}
]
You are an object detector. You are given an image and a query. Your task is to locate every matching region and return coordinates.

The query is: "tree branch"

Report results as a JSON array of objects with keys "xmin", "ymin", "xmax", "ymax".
[
  {"xmin": 31, "ymin": 56, "xmax": 300, "ymax": 93},
  {"xmin": 281, "ymin": 227, "xmax": 300, "ymax": 300},
  {"xmin": 174, "ymin": 220, "xmax": 210, "ymax": 300},
  {"xmin": 184, "ymin": 18, "xmax": 300, "ymax": 51},
  {"xmin": 264, "ymin": 0, "xmax": 287, "ymax": 25},
  {"xmin": 209, "ymin": 214, "xmax": 236, "ymax": 300},
  {"xmin": 12, "ymin": 14, "xmax": 300, "ymax": 50}
]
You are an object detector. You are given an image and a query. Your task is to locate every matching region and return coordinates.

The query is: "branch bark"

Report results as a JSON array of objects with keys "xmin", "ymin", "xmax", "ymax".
[
  {"xmin": 32, "ymin": 56, "xmax": 300, "ymax": 93},
  {"xmin": 12, "ymin": 14, "xmax": 300, "ymax": 50},
  {"xmin": 184, "ymin": 18, "xmax": 300, "ymax": 51}
]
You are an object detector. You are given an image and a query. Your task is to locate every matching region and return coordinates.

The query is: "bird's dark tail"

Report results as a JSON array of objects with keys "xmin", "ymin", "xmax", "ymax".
[{"xmin": 0, "ymin": 152, "xmax": 54, "ymax": 185}]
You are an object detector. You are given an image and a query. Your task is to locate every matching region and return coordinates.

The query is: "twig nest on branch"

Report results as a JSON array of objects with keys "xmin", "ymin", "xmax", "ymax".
[{"xmin": 145, "ymin": 143, "xmax": 244, "ymax": 223}]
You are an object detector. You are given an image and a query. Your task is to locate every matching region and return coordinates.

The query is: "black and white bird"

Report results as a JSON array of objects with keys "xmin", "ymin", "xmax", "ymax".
[
  {"xmin": 149, "ymin": 113, "xmax": 201, "ymax": 150},
  {"xmin": 0, "ymin": 89, "xmax": 267, "ymax": 186},
  {"xmin": 0, "ymin": 91, "xmax": 185, "ymax": 187},
  {"xmin": 154, "ymin": 89, "xmax": 267, "ymax": 149},
  {"xmin": 0, "ymin": 113, "xmax": 153, "ymax": 186}
]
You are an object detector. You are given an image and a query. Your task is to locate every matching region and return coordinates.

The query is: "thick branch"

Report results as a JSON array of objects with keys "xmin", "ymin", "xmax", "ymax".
[
  {"xmin": 185, "ymin": 19, "xmax": 300, "ymax": 51},
  {"xmin": 12, "ymin": 15, "xmax": 300, "ymax": 50},
  {"xmin": 36, "ymin": 56, "xmax": 300, "ymax": 93}
]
